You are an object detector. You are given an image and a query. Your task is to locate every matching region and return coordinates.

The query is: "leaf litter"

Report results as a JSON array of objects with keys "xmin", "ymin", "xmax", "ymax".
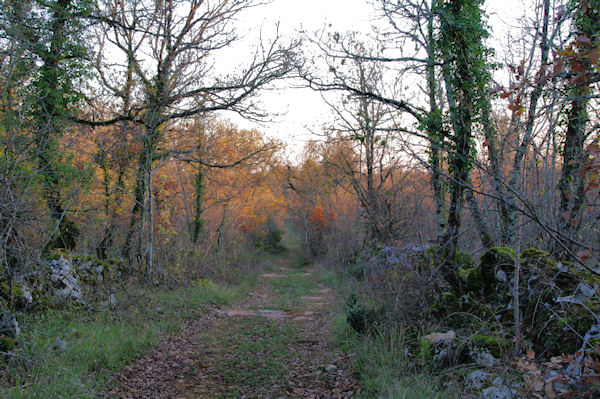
[{"xmin": 106, "ymin": 264, "xmax": 358, "ymax": 398}]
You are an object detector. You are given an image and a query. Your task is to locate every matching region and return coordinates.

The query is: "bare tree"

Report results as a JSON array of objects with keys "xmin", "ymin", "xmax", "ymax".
[
  {"xmin": 317, "ymin": 41, "xmax": 411, "ymax": 245},
  {"xmin": 90, "ymin": 0, "xmax": 296, "ymax": 278}
]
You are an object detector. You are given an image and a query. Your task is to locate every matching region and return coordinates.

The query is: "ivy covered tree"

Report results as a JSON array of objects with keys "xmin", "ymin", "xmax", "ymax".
[
  {"xmin": 558, "ymin": 0, "xmax": 600, "ymax": 249},
  {"xmin": 4, "ymin": 0, "xmax": 95, "ymax": 253},
  {"xmin": 435, "ymin": 0, "xmax": 494, "ymax": 291}
]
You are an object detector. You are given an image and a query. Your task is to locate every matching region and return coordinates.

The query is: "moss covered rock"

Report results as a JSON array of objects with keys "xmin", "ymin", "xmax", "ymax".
[
  {"xmin": 468, "ymin": 334, "xmax": 513, "ymax": 358},
  {"xmin": 479, "ymin": 247, "xmax": 516, "ymax": 297},
  {"xmin": 458, "ymin": 266, "xmax": 482, "ymax": 294},
  {"xmin": 520, "ymin": 247, "xmax": 556, "ymax": 270},
  {"xmin": 456, "ymin": 251, "xmax": 474, "ymax": 268},
  {"xmin": 414, "ymin": 330, "xmax": 470, "ymax": 367},
  {"xmin": 477, "ymin": 246, "xmax": 598, "ymax": 358}
]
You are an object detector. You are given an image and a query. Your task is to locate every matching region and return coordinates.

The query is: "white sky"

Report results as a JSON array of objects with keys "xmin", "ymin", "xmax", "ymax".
[{"xmin": 218, "ymin": 0, "xmax": 530, "ymax": 155}]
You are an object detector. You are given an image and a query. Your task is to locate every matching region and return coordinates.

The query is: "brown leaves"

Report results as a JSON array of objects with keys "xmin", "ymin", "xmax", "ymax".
[
  {"xmin": 588, "ymin": 47, "xmax": 599, "ymax": 65},
  {"xmin": 106, "ymin": 312, "xmax": 218, "ymax": 399},
  {"xmin": 576, "ymin": 249, "xmax": 593, "ymax": 264},
  {"xmin": 515, "ymin": 351, "xmax": 600, "ymax": 398},
  {"xmin": 575, "ymin": 35, "xmax": 593, "ymax": 48},
  {"xmin": 552, "ymin": 36, "xmax": 599, "ymax": 86}
]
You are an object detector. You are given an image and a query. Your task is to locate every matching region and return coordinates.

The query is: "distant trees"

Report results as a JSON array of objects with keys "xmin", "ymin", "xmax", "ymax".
[
  {"xmin": 0, "ymin": 0, "xmax": 598, "ymax": 290},
  {"xmin": 318, "ymin": 48, "xmax": 414, "ymax": 245},
  {"xmin": 90, "ymin": 0, "xmax": 295, "ymax": 278}
]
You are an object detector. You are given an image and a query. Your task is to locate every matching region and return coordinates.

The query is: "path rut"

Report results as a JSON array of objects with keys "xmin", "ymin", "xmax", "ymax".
[{"xmin": 108, "ymin": 258, "xmax": 358, "ymax": 398}]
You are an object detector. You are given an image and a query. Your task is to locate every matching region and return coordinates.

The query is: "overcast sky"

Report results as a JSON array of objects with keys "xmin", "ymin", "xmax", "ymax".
[{"xmin": 217, "ymin": 0, "xmax": 529, "ymax": 154}]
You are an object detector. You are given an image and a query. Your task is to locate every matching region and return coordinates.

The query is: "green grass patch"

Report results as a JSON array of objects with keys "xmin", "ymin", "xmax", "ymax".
[
  {"xmin": 331, "ymin": 313, "xmax": 447, "ymax": 398},
  {"xmin": 262, "ymin": 274, "xmax": 318, "ymax": 310},
  {"xmin": 316, "ymin": 267, "xmax": 338, "ymax": 288},
  {"xmin": 1, "ymin": 278, "xmax": 252, "ymax": 399},
  {"xmin": 198, "ymin": 317, "xmax": 296, "ymax": 397}
]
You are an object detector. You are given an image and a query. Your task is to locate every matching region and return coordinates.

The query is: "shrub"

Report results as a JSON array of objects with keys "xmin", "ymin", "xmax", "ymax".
[{"xmin": 345, "ymin": 293, "xmax": 384, "ymax": 334}]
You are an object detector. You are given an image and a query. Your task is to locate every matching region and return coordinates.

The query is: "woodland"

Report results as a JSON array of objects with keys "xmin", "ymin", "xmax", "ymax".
[{"xmin": 0, "ymin": 0, "xmax": 599, "ymax": 397}]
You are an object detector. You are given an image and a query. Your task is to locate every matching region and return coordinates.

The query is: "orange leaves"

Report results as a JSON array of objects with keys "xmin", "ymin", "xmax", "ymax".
[
  {"xmin": 308, "ymin": 205, "xmax": 335, "ymax": 232},
  {"xmin": 309, "ymin": 205, "xmax": 326, "ymax": 228}
]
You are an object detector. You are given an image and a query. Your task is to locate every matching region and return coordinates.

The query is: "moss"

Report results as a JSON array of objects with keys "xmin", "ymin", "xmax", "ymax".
[
  {"xmin": 0, "ymin": 335, "xmax": 16, "ymax": 351},
  {"xmin": 12, "ymin": 284, "xmax": 24, "ymax": 299},
  {"xmin": 569, "ymin": 264, "xmax": 600, "ymax": 286},
  {"xmin": 0, "ymin": 281, "xmax": 10, "ymax": 298},
  {"xmin": 456, "ymin": 251, "xmax": 474, "ymax": 268},
  {"xmin": 43, "ymin": 251, "xmax": 70, "ymax": 261},
  {"xmin": 520, "ymin": 247, "xmax": 557, "ymax": 270},
  {"xmin": 481, "ymin": 247, "xmax": 516, "ymax": 265},
  {"xmin": 458, "ymin": 267, "xmax": 482, "ymax": 293},
  {"xmin": 479, "ymin": 247, "xmax": 516, "ymax": 297},
  {"xmin": 75, "ymin": 269, "xmax": 100, "ymax": 286},
  {"xmin": 428, "ymin": 291, "xmax": 458, "ymax": 315},
  {"xmin": 468, "ymin": 334, "xmax": 512, "ymax": 358},
  {"xmin": 425, "ymin": 244, "xmax": 440, "ymax": 261},
  {"xmin": 417, "ymin": 338, "xmax": 434, "ymax": 361}
]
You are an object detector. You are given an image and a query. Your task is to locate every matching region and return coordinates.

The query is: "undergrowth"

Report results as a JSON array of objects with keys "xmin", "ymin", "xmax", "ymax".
[
  {"xmin": 323, "ymin": 265, "xmax": 447, "ymax": 398},
  {"xmin": 331, "ymin": 314, "xmax": 447, "ymax": 398},
  {"xmin": 1, "ymin": 278, "xmax": 254, "ymax": 398}
]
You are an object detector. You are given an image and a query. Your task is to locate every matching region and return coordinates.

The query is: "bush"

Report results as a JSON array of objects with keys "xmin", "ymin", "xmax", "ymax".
[
  {"xmin": 345, "ymin": 293, "xmax": 384, "ymax": 334},
  {"xmin": 262, "ymin": 217, "xmax": 286, "ymax": 254}
]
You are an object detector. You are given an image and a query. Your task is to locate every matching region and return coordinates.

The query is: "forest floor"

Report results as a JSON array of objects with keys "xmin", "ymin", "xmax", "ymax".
[{"xmin": 107, "ymin": 257, "xmax": 359, "ymax": 398}]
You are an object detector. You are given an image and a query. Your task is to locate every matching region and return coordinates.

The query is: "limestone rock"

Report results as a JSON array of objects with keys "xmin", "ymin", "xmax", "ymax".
[
  {"xmin": 49, "ymin": 256, "xmax": 82, "ymax": 303},
  {"xmin": 473, "ymin": 351, "xmax": 497, "ymax": 367},
  {"xmin": 0, "ymin": 311, "xmax": 19, "ymax": 337},
  {"xmin": 52, "ymin": 337, "xmax": 67, "ymax": 352},
  {"xmin": 423, "ymin": 330, "xmax": 456, "ymax": 345},
  {"xmin": 466, "ymin": 370, "xmax": 490, "ymax": 390},
  {"xmin": 481, "ymin": 384, "xmax": 517, "ymax": 399}
]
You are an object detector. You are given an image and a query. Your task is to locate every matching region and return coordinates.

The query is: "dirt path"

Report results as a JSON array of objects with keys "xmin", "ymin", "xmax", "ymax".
[{"xmin": 108, "ymin": 258, "xmax": 358, "ymax": 398}]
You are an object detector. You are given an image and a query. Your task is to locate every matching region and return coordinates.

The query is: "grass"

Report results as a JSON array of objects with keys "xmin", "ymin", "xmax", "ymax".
[
  {"xmin": 330, "ymin": 315, "xmax": 447, "ymax": 398},
  {"xmin": 1, "ymin": 278, "xmax": 254, "ymax": 399},
  {"xmin": 319, "ymin": 263, "xmax": 448, "ymax": 399},
  {"xmin": 262, "ymin": 269, "xmax": 319, "ymax": 310},
  {"xmin": 198, "ymin": 317, "xmax": 296, "ymax": 397}
]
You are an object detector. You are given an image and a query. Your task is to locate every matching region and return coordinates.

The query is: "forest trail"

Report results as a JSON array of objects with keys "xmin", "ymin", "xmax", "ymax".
[{"xmin": 108, "ymin": 257, "xmax": 358, "ymax": 398}]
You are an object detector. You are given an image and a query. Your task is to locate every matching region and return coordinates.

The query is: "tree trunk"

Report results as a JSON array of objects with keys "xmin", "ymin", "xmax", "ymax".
[
  {"xmin": 35, "ymin": 0, "xmax": 80, "ymax": 253},
  {"xmin": 191, "ymin": 167, "xmax": 205, "ymax": 243},
  {"xmin": 426, "ymin": 13, "xmax": 446, "ymax": 246}
]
